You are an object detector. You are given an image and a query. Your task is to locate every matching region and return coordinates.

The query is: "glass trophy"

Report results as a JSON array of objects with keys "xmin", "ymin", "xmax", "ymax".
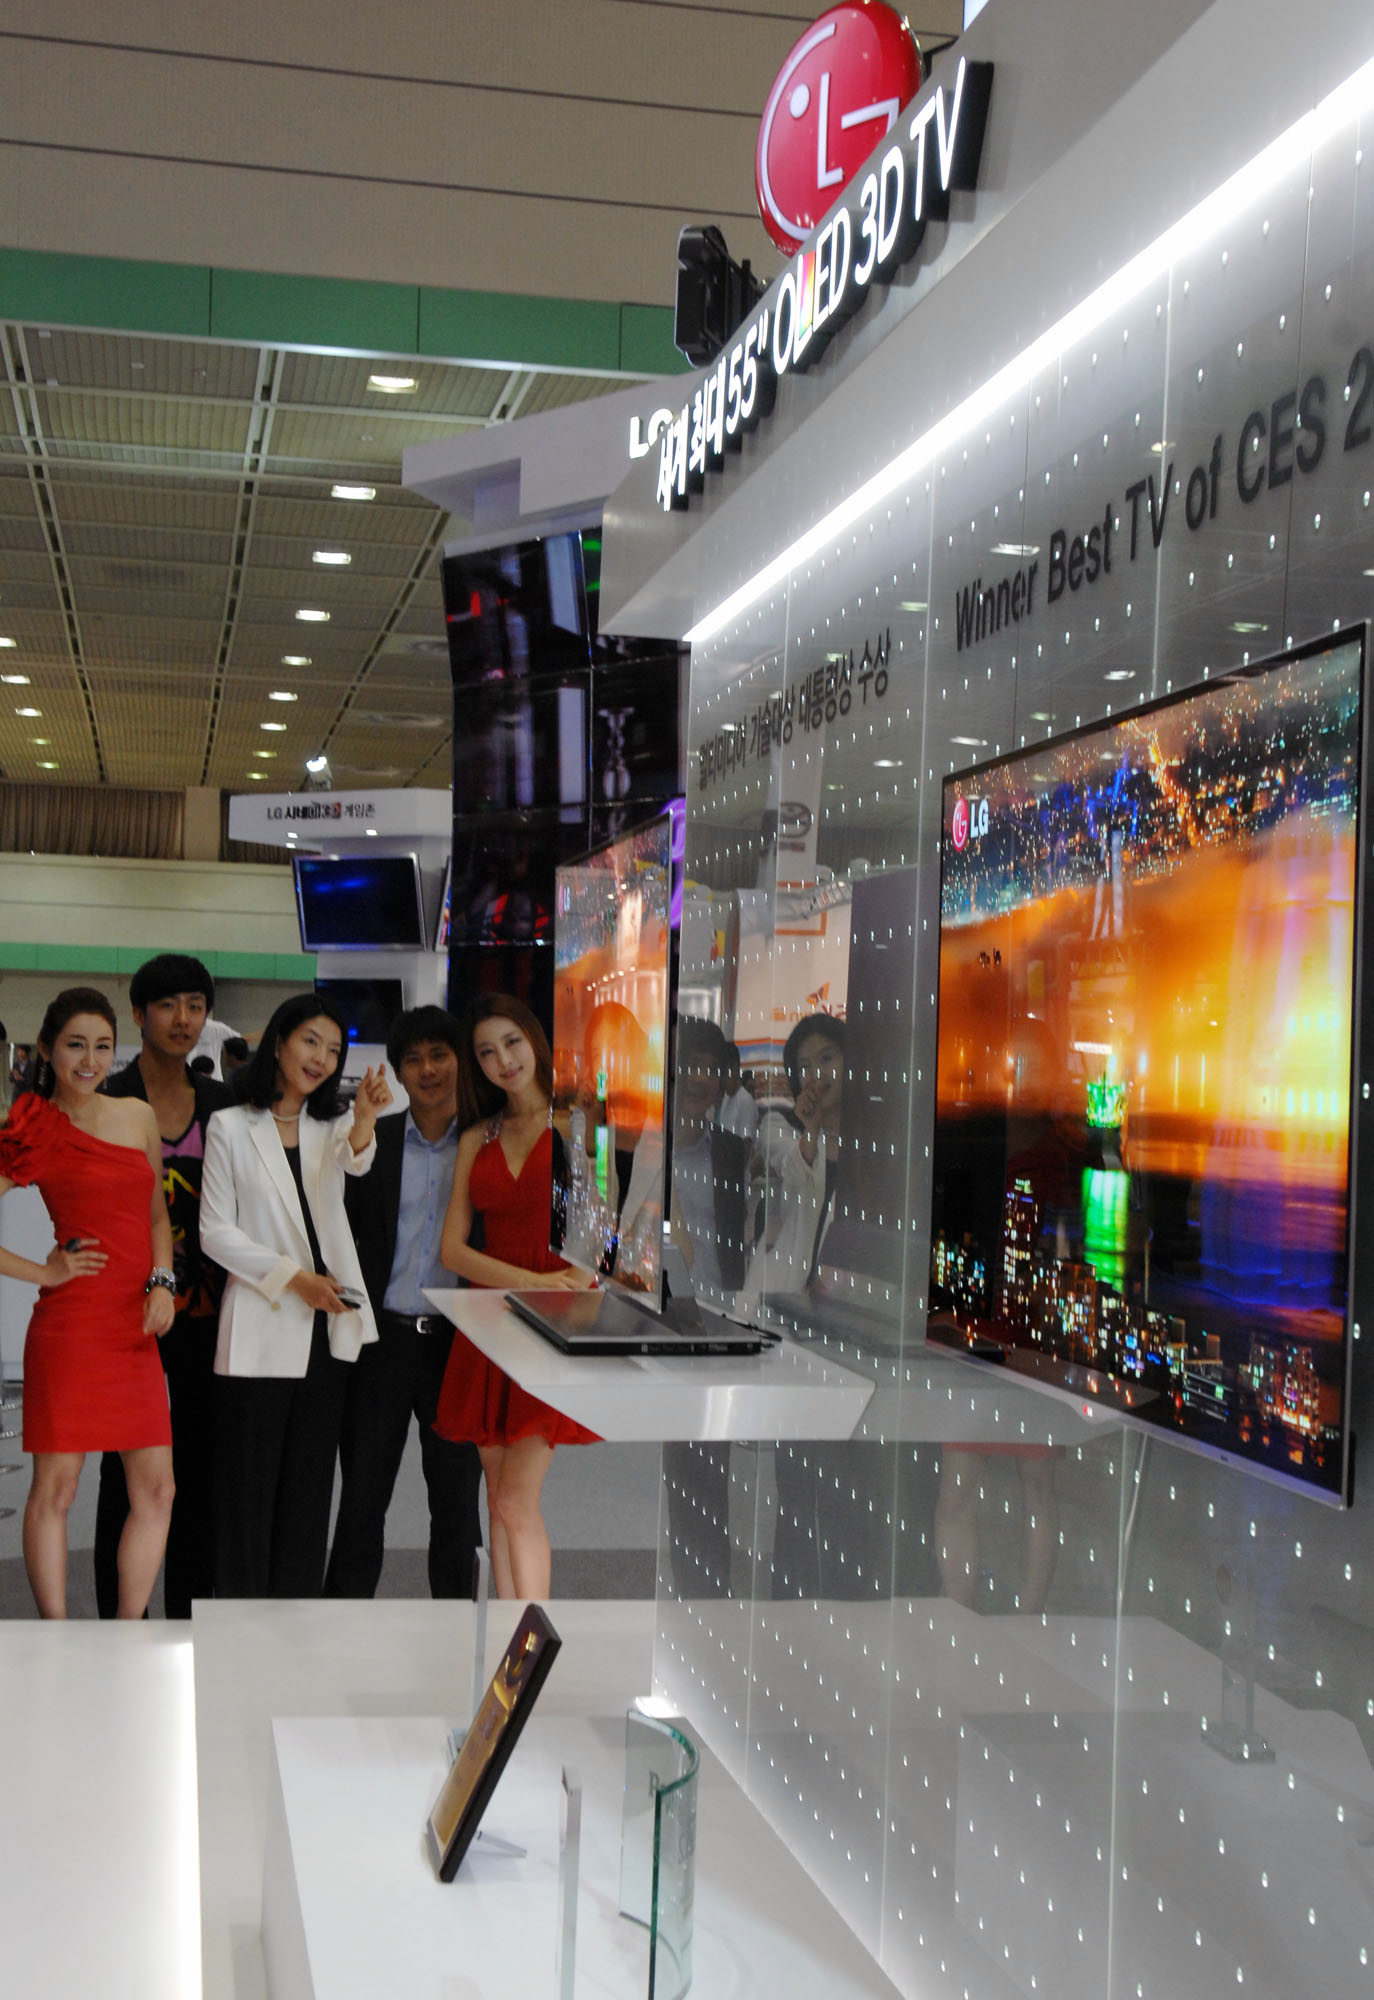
[{"xmin": 619, "ymin": 1708, "xmax": 699, "ymax": 2000}]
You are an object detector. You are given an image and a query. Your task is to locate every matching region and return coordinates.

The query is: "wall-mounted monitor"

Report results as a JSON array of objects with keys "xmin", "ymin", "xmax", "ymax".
[
  {"xmin": 292, "ymin": 852, "xmax": 428, "ymax": 952},
  {"xmin": 313, "ymin": 977, "xmax": 406, "ymax": 1047},
  {"xmin": 928, "ymin": 628, "xmax": 1370, "ymax": 1505}
]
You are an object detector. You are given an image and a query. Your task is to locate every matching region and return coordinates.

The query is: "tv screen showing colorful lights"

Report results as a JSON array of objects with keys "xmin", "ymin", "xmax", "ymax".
[{"xmin": 928, "ymin": 629, "xmax": 1370, "ymax": 1503}]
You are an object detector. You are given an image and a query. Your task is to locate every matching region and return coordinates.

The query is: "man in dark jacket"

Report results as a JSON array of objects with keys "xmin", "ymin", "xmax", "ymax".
[
  {"xmin": 95, "ymin": 953, "xmax": 231, "ymax": 1617},
  {"xmin": 324, "ymin": 1005, "xmax": 483, "ymax": 1598}
]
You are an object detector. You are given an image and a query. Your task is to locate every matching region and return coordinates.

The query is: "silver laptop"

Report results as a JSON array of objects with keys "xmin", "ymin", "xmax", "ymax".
[{"xmin": 505, "ymin": 1286, "xmax": 773, "ymax": 1357}]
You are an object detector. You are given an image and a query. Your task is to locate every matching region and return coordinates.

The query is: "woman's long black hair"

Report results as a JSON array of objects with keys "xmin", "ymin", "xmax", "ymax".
[{"xmin": 232, "ymin": 992, "xmax": 350, "ymax": 1119}]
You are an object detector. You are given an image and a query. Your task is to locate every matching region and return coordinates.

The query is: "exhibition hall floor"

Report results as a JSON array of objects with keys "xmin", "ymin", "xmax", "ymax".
[{"xmin": 0, "ymin": 1431, "xmax": 664, "ymax": 1615}]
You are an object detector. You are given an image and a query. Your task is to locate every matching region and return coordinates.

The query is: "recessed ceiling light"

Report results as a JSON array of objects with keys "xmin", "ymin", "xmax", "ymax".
[
  {"xmin": 1, "ymin": 672, "xmax": 30, "ymax": 683},
  {"xmin": 873, "ymin": 758, "xmax": 904, "ymax": 768},
  {"xmin": 990, "ymin": 542, "xmax": 1040, "ymax": 558},
  {"xmin": 296, "ymin": 608, "xmax": 330, "ymax": 623},
  {"xmin": 951, "ymin": 735, "xmax": 988, "ymax": 747},
  {"xmin": 260, "ymin": 721, "xmax": 288, "ymax": 733},
  {"xmin": 0, "ymin": 637, "xmax": 17, "ymax": 649},
  {"xmin": 248, "ymin": 771, "xmax": 266, "ymax": 781},
  {"xmin": 281, "ymin": 655, "xmax": 311, "ymax": 667},
  {"xmin": 1231, "ymin": 620, "xmax": 1269, "ymax": 634},
  {"xmin": 253, "ymin": 750, "xmax": 277, "ymax": 759},
  {"xmin": 898, "ymin": 600, "xmax": 927, "ymax": 612},
  {"xmin": 15, "ymin": 706, "xmax": 41, "ymax": 717},
  {"xmin": 367, "ymin": 373, "xmax": 416, "ymax": 394},
  {"xmin": 1030, "ymin": 711, "xmax": 1052, "ymax": 723},
  {"xmin": 312, "ymin": 549, "xmax": 352, "ymax": 567},
  {"xmin": 269, "ymin": 690, "xmax": 299, "ymax": 702},
  {"xmin": 1150, "ymin": 440, "xmax": 1175, "ymax": 456},
  {"xmin": 37, "ymin": 760, "xmax": 58, "ymax": 769},
  {"xmin": 30, "ymin": 736, "xmax": 48, "ymax": 745},
  {"xmin": 1103, "ymin": 669, "xmax": 1136, "ymax": 681},
  {"xmin": 332, "ymin": 483, "xmax": 376, "ymax": 501}
]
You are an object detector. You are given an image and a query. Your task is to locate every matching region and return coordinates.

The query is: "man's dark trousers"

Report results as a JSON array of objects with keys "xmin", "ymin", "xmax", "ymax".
[{"xmin": 324, "ymin": 1114, "xmax": 481, "ymax": 1598}]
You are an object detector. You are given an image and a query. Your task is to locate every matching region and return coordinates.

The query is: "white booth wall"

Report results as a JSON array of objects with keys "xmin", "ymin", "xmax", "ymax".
[{"xmin": 604, "ymin": 1, "xmax": 1374, "ymax": 1995}]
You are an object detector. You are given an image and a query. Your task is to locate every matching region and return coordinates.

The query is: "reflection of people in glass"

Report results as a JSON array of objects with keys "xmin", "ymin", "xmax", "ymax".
[
  {"xmin": 671, "ymin": 1017, "xmax": 749, "ymax": 1299},
  {"xmin": 717, "ymin": 1042, "xmax": 759, "ymax": 1144},
  {"xmin": 663, "ymin": 1018, "xmax": 752, "ymax": 1600},
  {"xmin": 434, "ymin": 996, "xmax": 597, "ymax": 1601},
  {"xmin": 743, "ymin": 1014, "xmax": 846, "ymax": 1300}
]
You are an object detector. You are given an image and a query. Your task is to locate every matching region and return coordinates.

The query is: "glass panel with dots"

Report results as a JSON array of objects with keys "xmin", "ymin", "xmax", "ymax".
[{"xmin": 653, "ymin": 90, "xmax": 1374, "ymax": 2000}]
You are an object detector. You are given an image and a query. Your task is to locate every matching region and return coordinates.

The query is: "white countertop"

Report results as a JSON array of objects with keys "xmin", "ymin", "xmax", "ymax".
[{"xmin": 422, "ymin": 1287, "xmax": 875, "ymax": 1440}]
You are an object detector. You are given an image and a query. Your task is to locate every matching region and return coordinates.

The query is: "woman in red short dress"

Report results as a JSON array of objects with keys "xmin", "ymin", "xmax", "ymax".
[
  {"xmin": 0, "ymin": 987, "xmax": 175, "ymax": 1617},
  {"xmin": 434, "ymin": 995, "xmax": 596, "ymax": 1599}
]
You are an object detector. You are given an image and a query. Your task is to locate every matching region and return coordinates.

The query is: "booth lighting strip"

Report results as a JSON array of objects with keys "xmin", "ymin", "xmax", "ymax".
[{"xmin": 684, "ymin": 52, "xmax": 1374, "ymax": 647}]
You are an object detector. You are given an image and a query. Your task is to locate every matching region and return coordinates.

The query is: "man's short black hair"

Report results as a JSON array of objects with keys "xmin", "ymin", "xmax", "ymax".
[
  {"xmin": 676, "ymin": 1015, "xmax": 728, "ymax": 1068},
  {"xmin": 129, "ymin": 953, "xmax": 216, "ymax": 1013},
  {"xmin": 387, "ymin": 1004, "xmax": 464, "ymax": 1073}
]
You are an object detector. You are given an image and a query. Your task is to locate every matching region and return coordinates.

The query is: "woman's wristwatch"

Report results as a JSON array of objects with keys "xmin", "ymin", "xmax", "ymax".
[{"xmin": 145, "ymin": 1266, "xmax": 176, "ymax": 1296}]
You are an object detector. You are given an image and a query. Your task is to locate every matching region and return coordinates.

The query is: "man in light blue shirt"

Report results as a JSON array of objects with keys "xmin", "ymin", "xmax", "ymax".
[{"xmin": 325, "ymin": 1006, "xmax": 482, "ymax": 1597}]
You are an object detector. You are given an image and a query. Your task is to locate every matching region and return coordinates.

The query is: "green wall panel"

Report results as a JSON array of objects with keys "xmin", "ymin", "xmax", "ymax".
[
  {"xmin": 0, "ymin": 939, "xmax": 311, "ymax": 981},
  {"xmin": 210, "ymin": 269, "xmax": 420, "ymax": 353},
  {"xmin": 0, "ymin": 249, "xmax": 673, "ymax": 380},
  {"xmin": 0, "ymin": 249, "xmax": 211, "ymax": 338},
  {"xmin": 419, "ymin": 286, "xmax": 620, "ymax": 371},
  {"xmin": 619, "ymin": 303, "xmax": 689, "ymax": 379}
]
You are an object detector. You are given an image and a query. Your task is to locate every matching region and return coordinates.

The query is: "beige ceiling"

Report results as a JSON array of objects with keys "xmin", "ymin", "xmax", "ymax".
[{"xmin": 0, "ymin": 323, "xmax": 647, "ymax": 794}]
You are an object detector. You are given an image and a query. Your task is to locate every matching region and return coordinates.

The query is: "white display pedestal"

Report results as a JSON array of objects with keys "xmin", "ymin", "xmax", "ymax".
[
  {"xmin": 261, "ymin": 1711, "xmax": 901, "ymax": 2000},
  {"xmin": 424, "ymin": 1288, "xmax": 875, "ymax": 1441}
]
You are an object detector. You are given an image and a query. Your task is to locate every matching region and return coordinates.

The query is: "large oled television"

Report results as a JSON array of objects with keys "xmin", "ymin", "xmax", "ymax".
[
  {"xmin": 928, "ymin": 628, "xmax": 1371, "ymax": 1505},
  {"xmin": 292, "ymin": 852, "xmax": 428, "ymax": 952}
]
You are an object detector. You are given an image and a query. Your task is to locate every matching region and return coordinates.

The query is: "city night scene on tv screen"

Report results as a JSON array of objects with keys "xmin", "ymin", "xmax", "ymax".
[{"xmin": 928, "ymin": 631, "xmax": 1366, "ymax": 1501}]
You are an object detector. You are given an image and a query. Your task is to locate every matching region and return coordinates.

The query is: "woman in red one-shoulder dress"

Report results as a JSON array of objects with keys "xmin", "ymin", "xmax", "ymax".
[
  {"xmin": 434, "ymin": 994, "xmax": 596, "ymax": 1599},
  {"xmin": 0, "ymin": 988, "xmax": 176, "ymax": 1617}
]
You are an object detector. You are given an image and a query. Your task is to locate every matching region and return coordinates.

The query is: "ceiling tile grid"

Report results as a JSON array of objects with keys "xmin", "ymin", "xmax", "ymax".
[{"xmin": 0, "ymin": 316, "xmax": 658, "ymax": 796}]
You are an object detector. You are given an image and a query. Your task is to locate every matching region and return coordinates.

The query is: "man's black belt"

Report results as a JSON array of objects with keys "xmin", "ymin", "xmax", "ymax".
[{"xmin": 380, "ymin": 1309, "xmax": 447, "ymax": 1335}]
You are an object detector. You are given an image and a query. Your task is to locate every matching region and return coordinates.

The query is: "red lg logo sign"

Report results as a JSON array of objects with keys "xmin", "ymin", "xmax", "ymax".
[
  {"xmin": 951, "ymin": 797, "xmax": 969, "ymax": 851},
  {"xmin": 755, "ymin": 0, "xmax": 923, "ymax": 258}
]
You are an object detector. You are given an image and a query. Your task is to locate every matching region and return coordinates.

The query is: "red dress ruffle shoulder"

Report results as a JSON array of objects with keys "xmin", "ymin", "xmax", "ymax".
[
  {"xmin": 0, "ymin": 1088, "xmax": 61, "ymax": 1185},
  {"xmin": 433, "ymin": 1122, "xmax": 599, "ymax": 1449}
]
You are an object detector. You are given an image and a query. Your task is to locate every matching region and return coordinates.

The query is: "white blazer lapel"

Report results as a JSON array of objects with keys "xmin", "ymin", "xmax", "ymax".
[{"xmin": 247, "ymin": 1110, "xmax": 310, "ymax": 1251}]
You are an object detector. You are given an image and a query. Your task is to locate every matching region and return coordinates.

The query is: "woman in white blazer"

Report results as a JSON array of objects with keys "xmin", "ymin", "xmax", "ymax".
[{"xmin": 200, "ymin": 993, "xmax": 392, "ymax": 1597}]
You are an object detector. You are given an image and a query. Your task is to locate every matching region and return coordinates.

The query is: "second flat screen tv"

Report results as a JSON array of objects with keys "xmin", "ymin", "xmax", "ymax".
[
  {"xmin": 292, "ymin": 853, "xmax": 428, "ymax": 952},
  {"xmin": 550, "ymin": 808, "xmax": 677, "ymax": 1307},
  {"xmin": 928, "ymin": 628, "xmax": 1370, "ymax": 1505}
]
